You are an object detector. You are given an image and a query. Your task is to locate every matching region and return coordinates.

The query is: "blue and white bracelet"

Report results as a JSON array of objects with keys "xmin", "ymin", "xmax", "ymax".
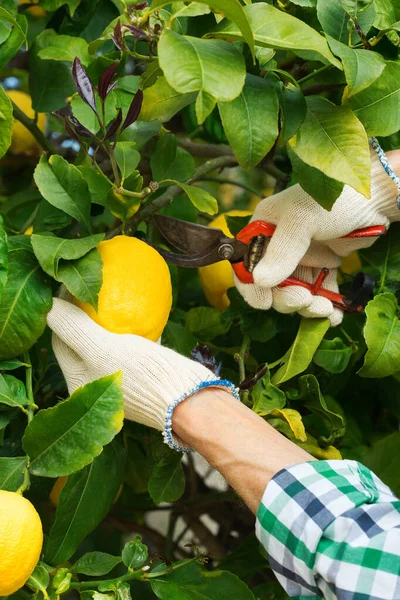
[
  {"xmin": 370, "ymin": 136, "xmax": 400, "ymax": 208},
  {"xmin": 163, "ymin": 379, "xmax": 240, "ymax": 453}
]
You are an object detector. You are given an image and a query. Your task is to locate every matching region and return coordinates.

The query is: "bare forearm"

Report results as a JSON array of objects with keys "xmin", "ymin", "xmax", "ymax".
[{"xmin": 172, "ymin": 389, "xmax": 314, "ymax": 513}]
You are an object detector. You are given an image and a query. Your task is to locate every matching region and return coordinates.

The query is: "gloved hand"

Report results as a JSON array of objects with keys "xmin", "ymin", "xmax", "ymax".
[
  {"xmin": 47, "ymin": 298, "xmax": 238, "ymax": 452},
  {"xmin": 235, "ymin": 142, "xmax": 400, "ymax": 324}
]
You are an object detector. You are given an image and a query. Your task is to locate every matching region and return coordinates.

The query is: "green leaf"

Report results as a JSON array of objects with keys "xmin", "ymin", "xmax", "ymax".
[
  {"xmin": 252, "ymin": 369, "xmax": 286, "ymax": 415},
  {"xmin": 23, "ymin": 373, "xmax": 124, "ymax": 477},
  {"xmin": 29, "ymin": 29, "xmax": 75, "ymax": 112},
  {"xmin": 27, "ymin": 565, "xmax": 50, "ymax": 594},
  {"xmin": 272, "ymin": 318, "xmax": 330, "ymax": 385},
  {"xmin": 288, "ymin": 146, "xmax": 344, "ymax": 210},
  {"xmin": 358, "ymin": 293, "xmax": 400, "ymax": 378},
  {"xmin": 374, "ymin": 0, "xmax": 398, "ymax": 29},
  {"xmin": 296, "ymin": 374, "xmax": 345, "ymax": 443},
  {"xmin": 150, "ymin": 132, "xmax": 195, "ymax": 182},
  {"xmin": 167, "ymin": 181, "xmax": 218, "ymax": 215},
  {"xmin": 71, "ymin": 552, "xmax": 122, "ymax": 576},
  {"xmin": 288, "ymin": 96, "xmax": 370, "ymax": 197},
  {"xmin": 360, "ymin": 223, "xmax": 400, "ymax": 293},
  {"xmin": 266, "ymin": 408, "xmax": 307, "ymax": 442},
  {"xmin": 0, "ymin": 6, "xmax": 26, "ymax": 46},
  {"xmin": 114, "ymin": 142, "xmax": 141, "ymax": 181},
  {"xmin": 339, "ymin": 0, "xmax": 373, "ymax": 16},
  {"xmin": 0, "ymin": 373, "xmax": 29, "ymax": 410},
  {"xmin": 317, "ymin": 0, "xmax": 376, "ymax": 45},
  {"xmin": 170, "ymin": 1, "xmax": 211, "ymax": 20},
  {"xmin": 31, "ymin": 233, "xmax": 104, "ymax": 279},
  {"xmin": 362, "ymin": 432, "xmax": 400, "ymax": 496},
  {"xmin": 0, "ymin": 87, "xmax": 13, "ymax": 160},
  {"xmin": 152, "ymin": 0, "xmax": 255, "ymax": 58},
  {"xmin": 0, "ymin": 456, "xmax": 26, "ymax": 491},
  {"xmin": 0, "ymin": 216, "xmax": 8, "ymax": 302},
  {"xmin": 148, "ymin": 451, "xmax": 185, "ymax": 504},
  {"xmin": 45, "ymin": 441, "xmax": 125, "ymax": 564},
  {"xmin": 140, "ymin": 76, "xmax": 196, "ymax": 122},
  {"xmin": 327, "ymin": 37, "xmax": 386, "ymax": 97},
  {"xmin": 78, "ymin": 167, "xmax": 112, "ymax": 207},
  {"xmin": 276, "ymin": 83, "xmax": 307, "ymax": 145},
  {"xmin": 0, "ymin": 14, "xmax": 27, "ymax": 71},
  {"xmin": 313, "ymin": 337, "xmax": 353, "ymax": 373},
  {"xmin": 37, "ymin": 32, "xmax": 90, "ymax": 65},
  {"xmin": 39, "ymin": 0, "xmax": 81, "ymax": 16},
  {"xmin": 0, "ymin": 240, "xmax": 52, "ymax": 361},
  {"xmin": 347, "ymin": 61, "xmax": 400, "ymax": 137},
  {"xmin": 162, "ymin": 321, "xmax": 196, "ymax": 357},
  {"xmin": 218, "ymin": 74, "xmax": 279, "ymax": 168},
  {"xmin": 0, "ymin": 359, "xmax": 28, "ymax": 371},
  {"xmin": 70, "ymin": 92, "xmax": 117, "ymax": 135},
  {"xmin": 158, "ymin": 31, "xmax": 246, "ymax": 124},
  {"xmin": 107, "ymin": 188, "xmax": 141, "ymax": 224},
  {"xmin": 211, "ymin": 3, "xmax": 341, "ymax": 69},
  {"xmin": 151, "ymin": 561, "xmax": 255, "ymax": 600},
  {"xmin": 122, "ymin": 536, "xmax": 148, "ymax": 570},
  {"xmin": 34, "ymin": 155, "xmax": 92, "ymax": 233},
  {"xmin": 56, "ymin": 249, "xmax": 103, "ymax": 309},
  {"xmin": 186, "ymin": 307, "xmax": 229, "ymax": 340}
]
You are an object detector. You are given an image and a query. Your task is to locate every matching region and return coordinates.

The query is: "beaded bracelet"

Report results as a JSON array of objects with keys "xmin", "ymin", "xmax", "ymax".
[
  {"xmin": 370, "ymin": 136, "xmax": 400, "ymax": 208},
  {"xmin": 163, "ymin": 379, "xmax": 240, "ymax": 453}
]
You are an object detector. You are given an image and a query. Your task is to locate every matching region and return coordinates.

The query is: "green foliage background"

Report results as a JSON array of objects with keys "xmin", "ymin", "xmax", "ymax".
[{"xmin": 1, "ymin": 0, "xmax": 400, "ymax": 598}]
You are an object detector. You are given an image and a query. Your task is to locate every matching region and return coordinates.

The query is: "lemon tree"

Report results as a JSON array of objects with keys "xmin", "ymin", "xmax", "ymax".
[{"xmin": 0, "ymin": 1, "xmax": 400, "ymax": 599}]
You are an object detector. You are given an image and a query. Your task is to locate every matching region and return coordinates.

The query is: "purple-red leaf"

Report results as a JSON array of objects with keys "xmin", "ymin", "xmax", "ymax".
[
  {"xmin": 191, "ymin": 344, "xmax": 220, "ymax": 375},
  {"xmin": 54, "ymin": 109, "xmax": 94, "ymax": 138},
  {"xmin": 107, "ymin": 81, "xmax": 118, "ymax": 95},
  {"xmin": 111, "ymin": 19, "xmax": 125, "ymax": 51},
  {"xmin": 72, "ymin": 57, "xmax": 97, "ymax": 114},
  {"xmin": 124, "ymin": 24, "xmax": 149, "ymax": 39},
  {"xmin": 98, "ymin": 62, "xmax": 119, "ymax": 101},
  {"xmin": 64, "ymin": 121, "xmax": 81, "ymax": 143},
  {"xmin": 121, "ymin": 89, "xmax": 143, "ymax": 132},
  {"xmin": 135, "ymin": 2, "xmax": 148, "ymax": 9},
  {"xmin": 104, "ymin": 108, "xmax": 123, "ymax": 141}
]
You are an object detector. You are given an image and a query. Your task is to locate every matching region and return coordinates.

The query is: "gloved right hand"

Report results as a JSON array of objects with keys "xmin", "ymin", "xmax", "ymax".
[
  {"xmin": 47, "ymin": 298, "xmax": 238, "ymax": 452},
  {"xmin": 235, "ymin": 144, "xmax": 400, "ymax": 325}
]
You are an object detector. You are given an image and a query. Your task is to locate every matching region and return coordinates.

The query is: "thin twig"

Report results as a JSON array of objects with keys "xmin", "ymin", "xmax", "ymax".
[
  {"xmin": 108, "ymin": 155, "xmax": 238, "ymax": 238},
  {"xmin": 199, "ymin": 176, "xmax": 263, "ymax": 197},
  {"xmin": 235, "ymin": 335, "xmax": 251, "ymax": 406},
  {"xmin": 11, "ymin": 100, "xmax": 57, "ymax": 156},
  {"xmin": 179, "ymin": 138, "xmax": 233, "ymax": 158}
]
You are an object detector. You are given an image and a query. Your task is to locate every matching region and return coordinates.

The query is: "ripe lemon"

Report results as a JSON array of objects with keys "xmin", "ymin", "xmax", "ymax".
[
  {"xmin": 50, "ymin": 476, "xmax": 123, "ymax": 506},
  {"xmin": 198, "ymin": 210, "xmax": 252, "ymax": 311},
  {"xmin": 0, "ymin": 491, "xmax": 43, "ymax": 595},
  {"xmin": 6, "ymin": 90, "xmax": 46, "ymax": 156},
  {"xmin": 74, "ymin": 236, "xmax": 172, "ymax": 341},
  {"xmin": 17, "ymin": 0, "xmax": 46, "ymax": 17}
]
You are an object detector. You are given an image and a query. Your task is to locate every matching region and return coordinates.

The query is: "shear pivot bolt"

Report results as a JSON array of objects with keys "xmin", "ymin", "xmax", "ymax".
[{"xmin": 218, "ymin": 244, "xmax": 234, "ymax": 260}]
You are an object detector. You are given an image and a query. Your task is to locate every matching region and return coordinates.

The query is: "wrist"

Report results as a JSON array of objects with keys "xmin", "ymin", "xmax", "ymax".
[{"xmin": 172, "ymin": 388, "xmax": 314, "ymax": 513}]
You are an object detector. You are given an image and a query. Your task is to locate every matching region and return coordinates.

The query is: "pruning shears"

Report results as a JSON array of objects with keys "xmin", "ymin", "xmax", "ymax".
[{"xmin": 152, "ymin": 214, "xmax": 386, "ymax": 313}]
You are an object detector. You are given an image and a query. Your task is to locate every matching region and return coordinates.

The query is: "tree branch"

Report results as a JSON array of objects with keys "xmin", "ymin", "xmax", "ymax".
[
  {"xmin": 179, "ymin": 138, "xmax": 233, "ymax": 158},
  {"xmin": 109, "ymin": 155, "xmax": 238, "ymax": 238},
  {"xmin": 11, "ymin": 100, "xmax": 57, "ymax": 156}
]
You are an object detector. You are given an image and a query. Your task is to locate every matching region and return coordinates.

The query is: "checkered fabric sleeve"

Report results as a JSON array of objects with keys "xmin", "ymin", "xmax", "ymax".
[{"xmin": 256, "ymin": 460, "xmax": 400, "ymax": 599}]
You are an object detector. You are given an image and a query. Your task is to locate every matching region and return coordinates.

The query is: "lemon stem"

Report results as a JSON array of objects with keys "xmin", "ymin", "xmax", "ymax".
[{"xmin": 10, "ymin": 100, "xmax": 57, "ymax": 156}]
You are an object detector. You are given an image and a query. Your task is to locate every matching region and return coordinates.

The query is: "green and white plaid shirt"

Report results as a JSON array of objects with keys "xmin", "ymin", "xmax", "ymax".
[{"xmin": 256, "ymin": 460, "xmax": 400, "ymax": 599}]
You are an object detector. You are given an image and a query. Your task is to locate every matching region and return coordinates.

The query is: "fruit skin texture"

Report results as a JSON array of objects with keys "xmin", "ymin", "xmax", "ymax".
[
  {"xmin": 198, "ymin": 210, "xmax": 252, "ymax": 311},
  {"xmin": 74, "ymin": 236, "xmax": 172, "ymax": 341},
  {"xmin": 6, "ymin": 90, "xmax": 46, "ymax": 156},
  {"xmin": 0, "ymin": 490, "xmax": 43, "ymax": 595}
]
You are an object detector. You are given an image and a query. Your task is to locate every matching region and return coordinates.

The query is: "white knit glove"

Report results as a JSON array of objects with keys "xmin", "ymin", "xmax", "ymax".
[
  {"xmin": 47, "ymin": 298, "xmax": 238, "ymax": 452},
  {"xmin": 235, "ymin": 142, "xmax": 400, "ymax": 324}
]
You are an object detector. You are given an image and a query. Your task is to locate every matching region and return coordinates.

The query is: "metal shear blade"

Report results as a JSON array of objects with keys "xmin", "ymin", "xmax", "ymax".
[{"xmin": 153, "ymin": 214, "xmax": 248, "ymax": 267}]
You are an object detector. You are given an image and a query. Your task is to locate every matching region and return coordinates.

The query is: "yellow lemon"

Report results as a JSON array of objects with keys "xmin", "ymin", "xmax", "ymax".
[
  {"xmin": 6, "ymin": 90, "xmax": 46, "ymax": 156},
  {"xmin": 198, "ymin": 210, "xmax": 252, "ymax": 311},
  {"xmin": 74, "ymin": 236, "xmax": 172, "ymax": 341},
  {"xmin": 0, "ymin": 491, "xmax": 43, "ymax": 596},
  {"xmin": 17, "ymin": 0, "xmax": 46, "ymax": 17},
  {"xmin": 50, "ymin": 476, "xmax": 123, "ymax": 507},
  {"xmin": 24, "ymin": 226, "xmax": 33, "ymax": 235}
]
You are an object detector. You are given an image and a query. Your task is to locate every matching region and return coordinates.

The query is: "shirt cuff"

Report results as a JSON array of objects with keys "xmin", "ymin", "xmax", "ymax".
[{"xmin": 255, "ymin": 460, "xmax": 396, "ymax": 598}]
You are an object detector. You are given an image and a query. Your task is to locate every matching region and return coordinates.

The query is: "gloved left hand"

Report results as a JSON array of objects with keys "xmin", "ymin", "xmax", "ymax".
[{"xmin": 47, "ymin": 298, "xmax": 238, "ymax": 452}]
